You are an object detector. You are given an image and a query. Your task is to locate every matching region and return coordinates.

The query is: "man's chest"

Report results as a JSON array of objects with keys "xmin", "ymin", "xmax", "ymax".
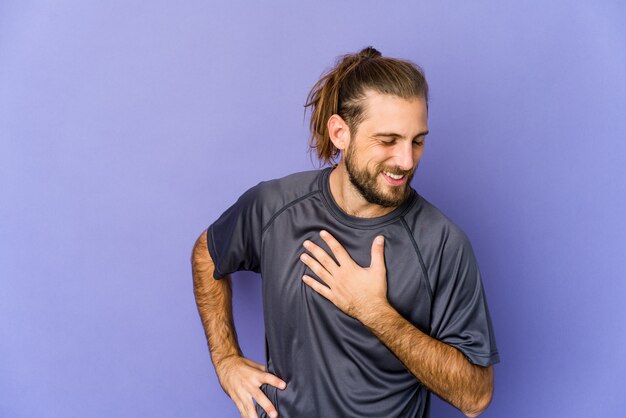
[{"xmin": 259, "ymin": 213, "xmax": 433, "ymax": 332}]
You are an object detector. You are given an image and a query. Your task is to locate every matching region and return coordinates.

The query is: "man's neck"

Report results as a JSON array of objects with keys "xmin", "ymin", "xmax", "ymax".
[{"xmin": 328, "ymin": 164, "xmax": 398, "ymax": 219}]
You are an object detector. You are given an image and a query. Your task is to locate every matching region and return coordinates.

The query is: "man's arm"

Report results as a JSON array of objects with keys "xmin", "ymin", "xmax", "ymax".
[
  {"xmin": 359, "ymin": 301, "xmax": 493, "ymax": 417},
  {"xmin": 191, "ymin": 230, "xmax": 286, "ymax": 418},
  {"xmin": 300, "ymin": 231, "xmax": 493, "ymax": 417}
]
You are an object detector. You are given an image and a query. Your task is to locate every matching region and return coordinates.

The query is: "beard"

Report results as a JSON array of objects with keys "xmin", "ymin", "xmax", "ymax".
[{"xmin": 344, "ymin": 144, "xmax": 416, "ymax": 208}]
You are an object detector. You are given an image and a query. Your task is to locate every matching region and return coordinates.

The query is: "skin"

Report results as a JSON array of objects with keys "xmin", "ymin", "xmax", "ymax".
[
  {"xmin": 192, "ymin": 234, "xmax": 286, "ymax": 418},
  {"xmin": 326, "ymin": 91, "xmax": 427, "ymax": 218},
  {"xmin": 192, "ymin": 90, "xmax": 493, "ymax": 417}
]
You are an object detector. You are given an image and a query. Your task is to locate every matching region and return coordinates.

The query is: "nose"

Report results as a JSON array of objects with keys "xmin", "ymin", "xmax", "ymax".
[{"xmin": 395, "ymin": 141, "xmax": 415, "ymax": 171}]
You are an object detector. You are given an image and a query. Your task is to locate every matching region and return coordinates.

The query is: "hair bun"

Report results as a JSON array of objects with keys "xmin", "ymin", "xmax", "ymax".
[{"xmin": 359, "ymin": 46, "xmax": 381, "ymax": 59}]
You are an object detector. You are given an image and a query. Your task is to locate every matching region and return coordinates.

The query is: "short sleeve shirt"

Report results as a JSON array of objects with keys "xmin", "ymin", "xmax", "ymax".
[{"xmin": 207, "ymin": 168, "xmax": 499, "ymax": 418}]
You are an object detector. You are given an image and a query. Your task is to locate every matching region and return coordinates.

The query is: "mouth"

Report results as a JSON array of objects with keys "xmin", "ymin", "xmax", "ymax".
[{"xmin": 381, "ymin": 170, "xmax": 408, "ymax": 186}]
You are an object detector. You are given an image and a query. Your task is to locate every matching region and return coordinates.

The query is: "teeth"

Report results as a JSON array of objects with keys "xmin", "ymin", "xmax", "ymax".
[{"xmin": 384, "ymin": 171, "xmax": 404, "ymax": 180}]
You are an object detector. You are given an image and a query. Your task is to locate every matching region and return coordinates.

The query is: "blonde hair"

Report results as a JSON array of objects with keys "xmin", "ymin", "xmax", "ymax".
[{"xmin": 305, "ymin": 47, "xmax": 429, "ymax": 165}]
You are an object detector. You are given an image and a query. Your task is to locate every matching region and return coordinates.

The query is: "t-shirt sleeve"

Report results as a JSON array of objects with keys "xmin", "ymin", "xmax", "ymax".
[
  {"xmin": 430, "ymin": 229, "xmax": 500, "ymax": 367},
  {"xmin": 206, "ymin": 183, "xmax": 266, "ymax": 279}
]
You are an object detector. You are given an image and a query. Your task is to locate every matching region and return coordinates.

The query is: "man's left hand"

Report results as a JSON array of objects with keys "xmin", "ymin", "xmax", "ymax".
[{"xmin": 300, "ymin": 230, "xmax": 389, "ymax": 321}]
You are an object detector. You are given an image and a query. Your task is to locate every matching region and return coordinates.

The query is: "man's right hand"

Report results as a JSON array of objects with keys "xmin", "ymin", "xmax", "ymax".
[{"xmin": 215, "ymin": 355, "xmax": 287, "ymax": 418}]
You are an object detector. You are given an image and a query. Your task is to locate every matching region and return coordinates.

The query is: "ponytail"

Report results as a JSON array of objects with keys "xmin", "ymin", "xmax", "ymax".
[{"xmin": 304, "ymin": 46, "xmax": 428, "ymax": 166}]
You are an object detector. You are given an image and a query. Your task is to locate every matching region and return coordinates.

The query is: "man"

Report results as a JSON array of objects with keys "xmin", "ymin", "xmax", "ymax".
[{"xmin": 192, "ymin": 47, "xmax": 499, "ymax": 418}]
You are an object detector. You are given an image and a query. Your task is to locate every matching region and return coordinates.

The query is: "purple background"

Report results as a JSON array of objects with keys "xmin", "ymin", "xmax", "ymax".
[{"xmin": 2, "ymin": 1, "xmax": 625, "ymax": 417}]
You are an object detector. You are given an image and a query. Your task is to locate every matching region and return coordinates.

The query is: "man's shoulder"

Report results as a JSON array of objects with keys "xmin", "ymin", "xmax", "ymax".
[
  {"xmin": 406, "ymin": 194, "xmax": 471, "ymax": 249},
  {"xmin": 258, "ymin": 169, "xmax": 323, "ymax": 194},
  {"xmin": 241, "ymin": 168, "xmax": 324, "ymax": 215}
]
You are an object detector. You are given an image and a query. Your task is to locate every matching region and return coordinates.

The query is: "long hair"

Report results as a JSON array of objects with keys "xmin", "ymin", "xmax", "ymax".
[{"xmin": 305, "ymin": 47, "xmax": 429, "ymax": 165}]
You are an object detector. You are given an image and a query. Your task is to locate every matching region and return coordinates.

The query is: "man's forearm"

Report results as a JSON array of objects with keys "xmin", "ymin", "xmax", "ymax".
[
  {"xmin": 360, "ymin": 303, "xmax": 493, "ymax": 417},
  {"xmin": 191, "ymin": 231, "xmax": 241, "ymax": 368},
  {"xmin": 192, "ymin": 231, "xmax": 286, "ymax": 418}
]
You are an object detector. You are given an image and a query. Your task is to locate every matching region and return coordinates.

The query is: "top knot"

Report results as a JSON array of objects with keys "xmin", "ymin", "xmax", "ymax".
[{"xmin": 358, "ymin": 46, "xmax": 381, "ymax": 59}]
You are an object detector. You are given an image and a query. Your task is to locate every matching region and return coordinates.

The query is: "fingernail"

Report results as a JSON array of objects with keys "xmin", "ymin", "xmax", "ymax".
[
  {"xmin": 270, "ymin": 412, "xmax": 278, "ymax": 418},
  {"xmin": 320, "ymin": 230, "xmax": 327, "ymax": 237},
  {"xmin": 375, "ymin": 236, "xmax": 384, "ymax": 245},
  {"xmin": 300, "ymin": 254, "xmax": 307, "ymax": 261},
  {"xmin": 280, "ymin": 382, "xmax": 287, "ymax": 389},
  {"xmin": 303, "ymin": 240, "xmax": 310, "ymax": 248}
]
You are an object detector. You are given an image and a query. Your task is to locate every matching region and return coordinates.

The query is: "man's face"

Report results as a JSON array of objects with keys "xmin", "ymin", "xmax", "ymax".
[{"xmin": 343, "ymin": 91, "xmax": 429, "ymax": 208}]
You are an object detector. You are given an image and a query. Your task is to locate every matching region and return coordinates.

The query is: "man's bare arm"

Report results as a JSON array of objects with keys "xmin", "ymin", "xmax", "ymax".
[
  {"xmin": 360, "ymin": 303, "xmax": 493, "ymax": 417},
  {"xmin": 300, "ymin": 231, "xmax": 493, "ymax": 417},
  {"xmin": 192, "ymin": 230, "xmax": 286, "ymax": 418},
  {"xmin": 192, "ymin": 231, "xmax": 240, "ymax": 368}
]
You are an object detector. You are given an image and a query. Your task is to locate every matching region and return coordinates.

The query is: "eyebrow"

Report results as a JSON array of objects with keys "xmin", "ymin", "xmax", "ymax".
[{"xmin": 372, "ymin": 130, "xmax": 429, "ymax": 140}]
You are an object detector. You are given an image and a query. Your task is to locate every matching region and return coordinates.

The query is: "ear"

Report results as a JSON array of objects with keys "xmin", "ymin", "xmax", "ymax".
[{"xmin": 327, "ymin": 114, "xmax": 351, "ymax": 151}]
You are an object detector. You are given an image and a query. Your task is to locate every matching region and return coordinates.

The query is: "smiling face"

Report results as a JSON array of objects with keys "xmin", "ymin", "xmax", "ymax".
[{"xmin": 342, "ymin": 91, "xmax": 429, "ymax": 208}]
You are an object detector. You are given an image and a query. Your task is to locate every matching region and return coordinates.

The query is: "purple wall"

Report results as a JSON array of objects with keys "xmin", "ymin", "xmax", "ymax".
[{"xmin": 2, "ymin": 1, "xmax": 625, "ymax": 417}]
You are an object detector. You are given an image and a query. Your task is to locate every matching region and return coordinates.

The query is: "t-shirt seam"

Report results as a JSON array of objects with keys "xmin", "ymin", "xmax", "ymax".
[
  {"xmin": 261, "ymin": 189, "xmax": 322, "ymax": 235},
  {"xmin": 400, "ymin": 216, "xmax": 434, "ymax": 301},
  {"xmin": 318, "ymin": 193, "xmax": 419, "ymax": 229}
]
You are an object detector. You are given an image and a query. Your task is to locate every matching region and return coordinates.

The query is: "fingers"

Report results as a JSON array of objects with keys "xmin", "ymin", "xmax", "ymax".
[
  {"xmin": 302, "ymin": 275, "xmax": 333, "ymax": 301},
  {"xmin": 232, "ymin": 376, "xmax": 285, "ymax": 418},
  {"xmin": 370, "ymin": 235, "xmax": 385, "ymax": 270},
  {"xmin": 250, "ymin": 373, "xmax": 285, "ymax": 418},
  {"xmin": 222, "ymin": 357, "xmax": 286, "ymax": 418},
  {"xmin": 261, "ymin": 371, "xmax": 287, "ymax": 391},
  {"xmin": 302, "ymin": 239, "xmax": 339, "ymax": 271},
  {"xmin": 244, "ymin": 399, "xmax": 258, "ymax": 418},
  {"xmin": 253, "ymin": 388, "xmax": 279, "ymax": 418},
  {"xmin": 319, "ymin": 230, "xmax": 352, "ymax": 264},
  {"xmin": 233, "ymin": 397, "xmax": 256, "ymax": 418},
  {"xmin": 300, "ymin": 252, "xmax": 333, "ymax": 284}
]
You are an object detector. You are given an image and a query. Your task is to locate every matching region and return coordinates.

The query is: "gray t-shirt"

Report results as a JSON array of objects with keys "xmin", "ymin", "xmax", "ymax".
[{"xmin": 207, "ymin": 168, "xmax": 499, "ymax": 418}]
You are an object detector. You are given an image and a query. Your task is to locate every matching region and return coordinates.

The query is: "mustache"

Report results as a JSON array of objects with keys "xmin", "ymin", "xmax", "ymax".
[{"xmin": 377, "ymin": 166, "xmax": 415, "ymax": 177}]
